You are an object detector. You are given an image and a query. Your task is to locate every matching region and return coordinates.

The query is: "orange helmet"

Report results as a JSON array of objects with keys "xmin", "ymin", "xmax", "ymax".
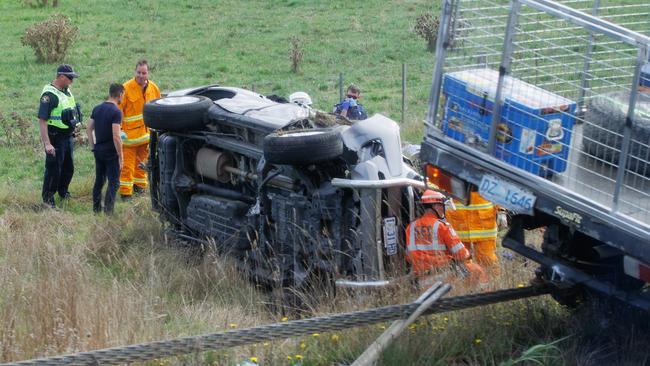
[{"xmin": 421, "ymin": 190, "xmax": 446, "ymax": 204}]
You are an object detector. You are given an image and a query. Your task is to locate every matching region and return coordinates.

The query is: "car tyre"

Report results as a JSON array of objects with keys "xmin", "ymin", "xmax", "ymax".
[
  {"xmin": 263, "ymin": 128, "xmax": 344, "ymax": 165},
  {"xmin": 144, "ymin": 95, "xmax": 213, "ymax": 132},
  {"xmin": 583, "ymin": 91, "xmax": 650, "ymax": 176}
]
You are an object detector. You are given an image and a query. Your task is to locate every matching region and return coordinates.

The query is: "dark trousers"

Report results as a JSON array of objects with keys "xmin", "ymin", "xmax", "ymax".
[
  {"xmin": 92, "ymin": 149, "xmax": 120, "ymax": 214},
  {"xmin": 42, "ymin": 134, "xmax": 74, "ymax": 205}
]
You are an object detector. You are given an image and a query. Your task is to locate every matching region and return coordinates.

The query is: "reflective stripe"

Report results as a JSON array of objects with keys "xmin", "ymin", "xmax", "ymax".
[
  {"xmin": 123, "ymin": 114, "xmax": 143, "ymax": 122},
  {"xmin": 456, "ymin": 228, "xmax": 498, "ymax": 240},
  {"xmin": 133, "ymin": 178, "xmax": 147, "ymax": 183},
  {"xmin": 123, "ymin": 134, "xmax": 150, "ymax": 146},
  {"xmin": 449, "ymin": 242, "xmax": 465, "ymax": 254},
  {"xmin": 49, "ymin": 116, "xmax": 62, "ymax": 120},
  {"xmin": 120, "ymin": 181, "xmax": 133, "ymax": 187},
  {"xmin": 454, "ymin": 202, "xmax": 495, "ymax": 211},
  {"xmin": 407, "ymin": 220, "xmax": 446, "ymax": 252}
]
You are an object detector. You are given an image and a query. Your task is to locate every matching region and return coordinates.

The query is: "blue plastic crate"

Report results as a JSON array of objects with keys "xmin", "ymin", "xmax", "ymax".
[{"xmin": 441, "ymin": 68, "xmax": 576, "ymax": 176}]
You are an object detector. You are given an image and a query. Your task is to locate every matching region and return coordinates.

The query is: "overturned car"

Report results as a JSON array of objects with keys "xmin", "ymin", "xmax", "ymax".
[{"xmin": 143, "ymin": 86, "xmax": 425, "ymax": 295}]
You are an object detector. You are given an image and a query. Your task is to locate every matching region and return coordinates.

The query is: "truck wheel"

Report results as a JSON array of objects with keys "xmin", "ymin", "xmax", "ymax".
[
  {"xmin": 143, "ymin": 96, "xmax": 213, "ymax": 132},
  {"xmin": 263, "ymin": 128, "xmax": 344, "ymax": 165},
  {"xmin": 583, "ymin": 91, "xmax": 650, "ymax": 176}
]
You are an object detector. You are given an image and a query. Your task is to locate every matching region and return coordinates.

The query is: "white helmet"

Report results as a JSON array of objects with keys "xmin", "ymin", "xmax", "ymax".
[{"xmin": 289, "ymin": 91, "xmax": 312, "ymax": 106}]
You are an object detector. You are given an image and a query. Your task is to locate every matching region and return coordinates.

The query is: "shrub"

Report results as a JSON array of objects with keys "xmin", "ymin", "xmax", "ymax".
[
  {"xmin": 414, "ymin": 13, "xmax": 439, "ymax": 52},
  {"xmin": 0, "ymin": 112, "xmax": 34, "ymax": 147},
  {"xmin": 21, "ymin": 14, "xmax": 77, "ymax": 63},
  {"xmin": 23, "ymin": 0, "xmax": 59, "ymax": 7},
  {"xmin": 289, "ymin": 36, "xmax": 304, "ymax": 73}
]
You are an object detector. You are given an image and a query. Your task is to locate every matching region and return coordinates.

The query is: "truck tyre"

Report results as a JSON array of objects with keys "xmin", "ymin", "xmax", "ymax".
[
  {"xmin": 144, "ymin": 96, "xmax": 213, "ymax": 132},
  {"xmin": 583, "ymin": 91, "xmax": 650, "ymax": 176},
  {"xmin": 263, "ymin": 128, "xmax": 344, "ymax": 165}
]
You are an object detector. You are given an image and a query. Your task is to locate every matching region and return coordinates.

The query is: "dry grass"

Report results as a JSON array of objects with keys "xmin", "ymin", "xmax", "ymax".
[
  {"xmin": 1, "ymin": 193, "xmax": 649, "ymax": 365},
  {"xmin": 0, "ymin": 199, "xmax": 266, "ymax": 363}
]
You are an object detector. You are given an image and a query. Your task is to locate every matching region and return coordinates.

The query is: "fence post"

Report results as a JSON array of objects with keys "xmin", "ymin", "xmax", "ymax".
[
  {"xmin": 402, "ymin": 63, "xmax": 406, "ymax": 124},
  {"xmin": 339, "ymin": 73, "xmax": 344, "ymax": 103}
]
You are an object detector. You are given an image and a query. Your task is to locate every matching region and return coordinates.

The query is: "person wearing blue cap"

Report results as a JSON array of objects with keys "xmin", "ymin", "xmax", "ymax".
[{"xmin": 37, "ymin": 64, "xmax": 82, "ymax": 208}]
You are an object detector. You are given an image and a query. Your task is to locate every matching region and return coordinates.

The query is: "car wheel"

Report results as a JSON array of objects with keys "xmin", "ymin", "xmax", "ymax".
[
  {"xmin": 263, "ymin": 128, "xmax": 344, "ymax": 165},
  {"xmin": 143, "ymin": 95, "xmax": 213, "ymax": 132},
  {"xmin": 583, "ymin": 91, "xmax": 650, "ymax": 176}
]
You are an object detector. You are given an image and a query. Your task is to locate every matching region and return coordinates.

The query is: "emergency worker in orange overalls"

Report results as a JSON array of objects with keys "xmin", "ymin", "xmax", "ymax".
[
  {"xmin": 118, "ymin": 59, "xmax": 161, "ymax": 198},
  {"xmin": 405, "ymin": 190, "xmax": 486, "ymax": 285},
  {"xmin": 428, "ymin": 168, "xmax": 500, "ymax": 270},
  {"xmin": 445, "ymin": 190, "xmax": 500, "ymax": 268}
]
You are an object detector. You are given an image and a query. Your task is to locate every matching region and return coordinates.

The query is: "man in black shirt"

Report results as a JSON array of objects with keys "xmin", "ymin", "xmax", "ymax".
[
  {"xmin": 86, "ymin": 84, "xmax": 125, "ymax": 214},
  {"xmin": 38, "ymin": 64, "xmax": 80, "ymax": 207}
]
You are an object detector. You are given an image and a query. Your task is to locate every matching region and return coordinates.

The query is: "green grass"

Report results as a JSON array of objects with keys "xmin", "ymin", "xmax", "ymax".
[{"xmin": 0, "ymin": 0, "xmax": 438, "ymax": 143}]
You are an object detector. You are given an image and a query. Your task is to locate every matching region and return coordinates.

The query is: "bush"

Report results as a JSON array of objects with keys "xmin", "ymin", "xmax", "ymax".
[
  {"xmin": 289, "ymin": 36, "xmax": 304, "ymax": 73},
  {"xmin": 414, "ymin": 13, "xmax": 439, "ymax": 52},
  {"xmin": 21, "ymin": 14, "xmax": 77, "ymax": 63},
  {"xmin": 414, "ymin": 12, "xmax": 468, "ymax": 52}
]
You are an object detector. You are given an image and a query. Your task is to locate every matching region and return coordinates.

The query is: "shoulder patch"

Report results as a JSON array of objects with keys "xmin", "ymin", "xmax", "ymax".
[{"xmin": 41, "ymin": 95, "xmax": 50, "ymax": 103}]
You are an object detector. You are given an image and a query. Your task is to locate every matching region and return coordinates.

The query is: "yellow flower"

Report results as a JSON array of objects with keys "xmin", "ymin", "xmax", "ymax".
[
  {"xmin": 517, "ymin": 283, "xmax": 525, "ymax": 288},
  {"xmin": 474, "ymin": 338, "xmax": 482, "ymax": 344},
  {"xmin": 312, "ymin": 333, "xmax": 320, "ymax": 337},
  {"xmin": 229, "ymin": 323, "xmax": 238, "ymax": 328},
  {"xmin": 295, "ymin": 354, "xmax": 303, "ymax": 360},
  {"xmin": 409, "ymin": 324, "xmax": 417, "ymax": 330},
  {"xmin": 263, "ymin": 342, "xmax": 270, "ymax": 347},
  {"xmin": 287, "ymin": 355, "xmax": 293, "ymax": 360},
  {"xmin": 443, "ymin": 317, "xmax": 448, "ymax": 322},
  {"xmin": 300, "ymin": 342, "xmax": 306, "ymax": 349},
  {"xmin": 331, "ymin": 334, "xmax": 340, "ymax": 342},
  {"xmin": 378, "ymin": 325, "xmax": 386, "ymax": 330},
  {"xmin": 281, "ymin": 317, "xmax": 289, "ymax": 322},
  {"xmin": 250, "ymin": 356, "xmax": 258, "ymax": 363}
]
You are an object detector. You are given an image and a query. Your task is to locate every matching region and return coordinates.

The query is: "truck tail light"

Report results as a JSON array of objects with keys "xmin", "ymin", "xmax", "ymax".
[
  {"xmin": 624, "ymin": 256, "xmax": 650, "ymax": 284},
  {"xmin": 425, "ymin": 164, "xmax": 470, "ymax": 205}
]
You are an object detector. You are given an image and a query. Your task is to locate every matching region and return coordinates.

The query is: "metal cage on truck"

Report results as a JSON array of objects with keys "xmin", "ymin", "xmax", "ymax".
[{"xmin": 421, "ymin": 0, "xmax": 650, "ymax": 308}]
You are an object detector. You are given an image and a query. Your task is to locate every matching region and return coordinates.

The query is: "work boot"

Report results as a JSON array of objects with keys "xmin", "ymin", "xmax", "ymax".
[
  {"xmin": 43, "ymin": 195, "xmax": 56, "ymax": 208},
  {"xmin": 60, "ymin": 192, "xmax": 72, "ymax": 200},
  {"xmin": 133, "ymin": 185, "xmax": 146, "ymax": 196}
]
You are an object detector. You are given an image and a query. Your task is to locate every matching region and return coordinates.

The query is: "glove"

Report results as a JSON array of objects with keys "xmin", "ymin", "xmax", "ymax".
[
  {"xmin": 348, "ymin": 97, "xmax": 357, "ymax": 107},
  {"xmin": 497, "ymin": 210, "xmax": 509, "ymax": 229},
  {"xmin": 120, "ymin": 131, "xmax": 127, "ymax": 140}
]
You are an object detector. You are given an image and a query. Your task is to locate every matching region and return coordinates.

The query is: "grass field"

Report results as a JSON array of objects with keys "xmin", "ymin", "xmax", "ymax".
[{"xmin": 1, "ymin": 0, "xmax": 650, "ymax": 365}]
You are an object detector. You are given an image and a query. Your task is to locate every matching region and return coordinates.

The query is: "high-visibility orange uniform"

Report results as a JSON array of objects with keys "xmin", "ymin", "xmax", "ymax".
[
  {"xmin": 446, "ymin": 191, "xmax": 499, "ymax": 267},
  {"xmin": 405, "ymin": 210, "xmax": 485, "ymax": 284},
  {"xmin": 118, "ymin": 78, "xmax": 160, "ymax": 196}
]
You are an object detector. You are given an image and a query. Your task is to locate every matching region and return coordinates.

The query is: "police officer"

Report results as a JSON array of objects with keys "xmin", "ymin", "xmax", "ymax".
[
  {"xmin": 38, "ymin": 64, "xmax": 81, "ymax": 207},
  {"xmin": 333, "ymin": 84, "xmax": 368, "ymax": 120}
]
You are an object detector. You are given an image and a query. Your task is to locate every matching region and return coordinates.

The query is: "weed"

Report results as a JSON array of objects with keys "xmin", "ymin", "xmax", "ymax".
[
  {"xmin": 21, "ymin": 14, "xmax": 77, "ymax": 63},
  {"xmin": 289, "ymin": 36, "xmax": 304, "ymax": 73},
  {"xmin": 0, "ymin": 112, "xmax": 36, "ymax": 147}
]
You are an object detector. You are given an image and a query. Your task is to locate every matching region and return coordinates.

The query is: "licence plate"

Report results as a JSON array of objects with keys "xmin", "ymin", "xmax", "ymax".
[
  {"xmin": 479, "ymin": 174, "xmax": 536, "ymax": 215},
  {"xmin": 382, "ymin": 217, "xmax": 398, "ymax": 256}
]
